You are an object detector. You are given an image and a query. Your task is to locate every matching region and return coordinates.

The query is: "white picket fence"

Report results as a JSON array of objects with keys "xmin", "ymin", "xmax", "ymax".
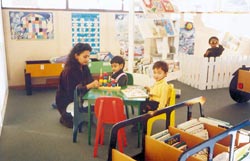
[{"xmin": 176, "ymin": 54, "xmax": 250, "ymax": 90}]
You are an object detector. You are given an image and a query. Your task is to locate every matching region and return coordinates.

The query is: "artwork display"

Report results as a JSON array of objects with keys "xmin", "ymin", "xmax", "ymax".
[
  {"xmin": 221, "ymin": 32, "xmax": 241, "ymax": 52},
  {"xmin": 142, "ymin": 0, "xmax": 175, "ymax": 13},
  {"xmin": 179, "ymin": 22, "xmax": 195, "ymax": 55},
  {"xmin": 72, "ymin": 13, "xmax": 100, "ymax": 54},
  {"xmin": 9, "ymin": 11, "xmax": 54, "ymax": 40},
  {"xmin": 115, "ymin": 14, "xmax": 144, "ymax": 59},
  {"xmin": 154, "ymin": 19, "xmax": 176, "ymax": 37}
]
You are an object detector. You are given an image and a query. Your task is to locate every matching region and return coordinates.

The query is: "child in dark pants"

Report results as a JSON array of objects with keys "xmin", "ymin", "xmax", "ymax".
[{"xmin": 132, "ymin": 61, "xmax": 171, "ymax": 132}]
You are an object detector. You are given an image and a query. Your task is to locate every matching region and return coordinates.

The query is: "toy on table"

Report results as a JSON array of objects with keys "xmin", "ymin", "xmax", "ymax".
[{"xmin": 98, "ymin": 70, "xmax": 121, "ymax": 91}]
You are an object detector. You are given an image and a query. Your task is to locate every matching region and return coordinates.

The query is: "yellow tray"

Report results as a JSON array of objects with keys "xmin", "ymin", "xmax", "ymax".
[{"xmin": 98, "ymin": 86, "xmax": 121, "ymax": 91}]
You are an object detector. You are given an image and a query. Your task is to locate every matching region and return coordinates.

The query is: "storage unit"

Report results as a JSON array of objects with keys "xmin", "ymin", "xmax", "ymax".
[
  {"xmin": 24, "ymin": 60, "xmax": 111, "ymax": 95},
  {"xmin": 24, "ymin": 60, "xmax": 64, "ymax": 95},
  {"xmin": 107, "ymin": 96, "xmax": 250, "ymax": 161}
]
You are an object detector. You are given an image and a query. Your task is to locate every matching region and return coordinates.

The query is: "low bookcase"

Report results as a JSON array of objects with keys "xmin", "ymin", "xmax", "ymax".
[{"xmin": 107, "ymin": 96, "xmax": 250, "ymax": 161}]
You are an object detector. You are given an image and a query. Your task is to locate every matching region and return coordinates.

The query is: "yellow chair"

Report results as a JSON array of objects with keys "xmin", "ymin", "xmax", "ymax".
[{"xmin": 146, "ymin": 84, "xmax": 176, "ymax": 136}]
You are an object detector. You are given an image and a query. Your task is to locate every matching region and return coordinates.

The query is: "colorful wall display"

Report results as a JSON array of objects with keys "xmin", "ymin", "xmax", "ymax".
[
  {"xmin": 178, "ymin": 22, "xmax": 195, "ymax": 55},
  {"xmin": 115, "ymin": 14, "xmax": 144, "ymax": 60},
  {"xmin": 71, "ymin": 13, "xmax": 100, "ymax": 54},
  {"xmin": 142, "ymin": 0, "xmax": 175, "ymax": 13},
  {"xmin": 9, "ymin": 11, "xmax": 54, "ymax": 40}
]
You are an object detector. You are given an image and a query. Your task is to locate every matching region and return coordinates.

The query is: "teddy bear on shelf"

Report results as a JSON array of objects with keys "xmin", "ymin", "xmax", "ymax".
[{"xmin": 204, "ymin": 36, "xmax": 224, "ymax": 57}]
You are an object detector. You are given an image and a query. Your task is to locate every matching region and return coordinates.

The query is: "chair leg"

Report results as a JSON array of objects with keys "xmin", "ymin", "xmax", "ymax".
[
  {"xmin": 131, "ymin": 106, "xmax": 135, "ymax": 115},
  {"xmin": 73, "ymin": 126, "xmax": 78, "ymax": 143},
  {"xmin": 125, "ymin": 105, "xmax": 129, "ymax": 119},
  {"xmin": 93, "ymin": 120, "xmax": 102, "ymax": 157},
  {"xmin": 79, "ymin": 122, "xmax": 83, "ymax": 132},
  {"xmin": 73, "ymin": 121, "xmax": 83, "ymax": 142},
  {"xmin": 100, "ymin": 126, "xmax": 104, "ymax": 145},
  {"xmin": 121, "ymin": 128, "xmax": 127, "ymax": 147},
  {"xmin": 117, "ymin": 129, "xmax": 124, "ymax": 153}
]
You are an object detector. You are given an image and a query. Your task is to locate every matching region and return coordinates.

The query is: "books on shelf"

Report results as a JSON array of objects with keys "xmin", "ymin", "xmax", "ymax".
[
  {"xmin": 157, "ymin": 133, "xmax": 171, "ymax": 142},
  {"xmin": 198, "ymin": 117, "xmax": 232, "ymax": 129},
  {"xmin": 234, "ymin": 143, "xmax": 250, "ymax": 161},
  {"xmin": 151, "ymin": 129, "xmax": 169, "ymax": 139},
  {"xmin": 176, "ymin": 118, "xmax": 200, "ymax": 130},
  {"xmin": 164, "ymin": 133, "xmax": 180, "ymax": 145},
  {"xmin": 121, "ymin": 86, "xmax": 148, "ymax": 98},
  {"xmin": 194, "ymin": 129, "xmax": 209, "ymax": 140},
  {"xmin": 177, "ymin": 118, "xmax": 209, "ymax": 140},
  {"xmin": 185, "ymin": 123, "xmax": 204, "ymax": 134}
]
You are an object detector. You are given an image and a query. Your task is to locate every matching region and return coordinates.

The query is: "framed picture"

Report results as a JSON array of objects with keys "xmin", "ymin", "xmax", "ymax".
[{"xmin": 162, "ymin": 18, "xmax": 176, "ymax": 37}]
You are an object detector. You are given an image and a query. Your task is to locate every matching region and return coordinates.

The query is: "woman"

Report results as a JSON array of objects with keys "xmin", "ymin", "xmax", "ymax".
[{"xmin": 56, "ymin": 43, "xmax": 99, "ymax": 128}]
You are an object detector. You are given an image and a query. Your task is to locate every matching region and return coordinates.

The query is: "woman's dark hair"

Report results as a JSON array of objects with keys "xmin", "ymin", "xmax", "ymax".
[
  {"xmin": 153, "ymin": 61, "xmax": 168, "ymax": 73},
  {"xmin": 110, "ymin": 56, "xmax": 125, "ymax": 68},
  {"xmin": 65, "ymin": 43, "xmax": 92, "ymax": 71},
  {"xmin": 208, "ymin": 36, "xmax": 219, "ymax": 44}
]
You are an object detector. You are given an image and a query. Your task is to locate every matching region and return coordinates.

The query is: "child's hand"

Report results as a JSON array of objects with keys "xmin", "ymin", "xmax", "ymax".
[{"xmin": 144, "ymin": 86, "xmax": 150, "ymax": 93}]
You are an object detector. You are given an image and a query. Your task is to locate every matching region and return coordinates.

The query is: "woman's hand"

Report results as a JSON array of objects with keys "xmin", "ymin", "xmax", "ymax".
[{"xmin": 87, "ymin": 80, "xmax": 99, "ymax": 89}]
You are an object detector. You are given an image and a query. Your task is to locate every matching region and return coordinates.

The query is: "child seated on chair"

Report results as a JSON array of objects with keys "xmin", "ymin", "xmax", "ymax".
[
  {"xmin": 131, "ymin": 61, "xmax": 170, "ymax": 132},
  {"xmin": 110, "ymin": 56, "xmax": 128, "ymax": 86},
  {"xmin": 140, "ymin": 61, "xmax": 170, "ymax": 114}
]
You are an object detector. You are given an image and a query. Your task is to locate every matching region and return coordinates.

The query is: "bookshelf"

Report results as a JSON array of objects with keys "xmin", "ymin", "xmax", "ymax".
[{"xmin": 107, "ymin": 96, "xmax": 250, "ymax": 161}]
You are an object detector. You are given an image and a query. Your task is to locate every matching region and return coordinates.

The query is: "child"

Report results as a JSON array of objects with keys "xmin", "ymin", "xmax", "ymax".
[
  {"xmin": 131, "ymin": 61, "xmax": 170, "ymax": 132},
  {"xmin": 140, "ymin": 61, "xmax": 170, "ymax": 114},
  {"xmin": 204, "ymin": 36, "xmax": 224, "ymax": 57},
  {"xmin": 110, "ymin": 56, "xmax": 128, "ymax": 86}
]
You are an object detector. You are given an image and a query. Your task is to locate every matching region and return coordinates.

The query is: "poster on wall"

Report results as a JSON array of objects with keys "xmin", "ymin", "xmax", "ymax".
[
  {"xmin": 115, "ymin": 14, "xmax": 144, "ymax": 60},
  {"xmin": 9, "ymin": 11, "xmax": 54, "ymax": 40},
  {"xmin": 71, "ymin": 13, "xmax": 100, "ymax": 54},
  {"xmin": 178, "ymin": 22, "xmax": 195, "ymax": 55},
  {"xmin": 142, "ymin": 0, "xmax": 175, "ymax": 13},
  {"xmin": 221, "ymin": 32, "xmax": 241, "ymax": 52},
  {"xmin": 154, "ymin": 18, "xmax": 175, "ymax": 37}
]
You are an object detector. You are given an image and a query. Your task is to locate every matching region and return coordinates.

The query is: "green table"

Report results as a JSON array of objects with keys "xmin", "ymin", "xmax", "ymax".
[{"xmin": 83, "ymin": 86, "xmax": 146, "ymax": 146}]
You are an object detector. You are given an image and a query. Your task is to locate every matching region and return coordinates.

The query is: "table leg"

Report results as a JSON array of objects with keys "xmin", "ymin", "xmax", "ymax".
[
  {"xmin": 88, "ymin": 104, "xmax": 92, "ymax": 145},
  {"xmin": 137, "ymin": 102, "xmax": 141, "ymax": 148},
  {"xmin": 25, "ymin": 72, "xmax": 32, "ymax": 95}
]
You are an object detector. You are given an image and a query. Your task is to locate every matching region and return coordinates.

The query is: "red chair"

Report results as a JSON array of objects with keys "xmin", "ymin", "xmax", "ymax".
[{"xmin": 93, "ymin": 96, "xmax": 127, "ymax": 157}]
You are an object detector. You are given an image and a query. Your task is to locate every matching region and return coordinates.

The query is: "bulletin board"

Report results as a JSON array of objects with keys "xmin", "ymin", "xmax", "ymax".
[
  {"xmin": 71, "ymin": 13, "xmax": 100, "ymax": 54},
  {"xmin": 9, "ymin": 11, "xmax": 54, "ymax": 40}
]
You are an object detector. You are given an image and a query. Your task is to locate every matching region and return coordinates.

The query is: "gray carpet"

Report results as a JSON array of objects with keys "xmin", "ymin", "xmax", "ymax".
[{"xmin": 0, "ymin": 80, "xmax": 249, "ymax": 161}]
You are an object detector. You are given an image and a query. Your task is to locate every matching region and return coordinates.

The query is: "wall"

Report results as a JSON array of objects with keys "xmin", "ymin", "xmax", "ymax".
[
  {"xmin": 0, "ymin": 7, "xmax": 9, "ymax": 135},
  {"xmin": 2, "ymin": 9, "xmax": 250, "ymax": 87},
  {"xmin": 2, "ymin": 9, "xmax": 120, "ymax": 87}
]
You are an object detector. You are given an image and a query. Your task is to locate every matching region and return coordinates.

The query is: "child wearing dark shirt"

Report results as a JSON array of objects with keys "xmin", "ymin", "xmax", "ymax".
[
  {"xmin": 204, "ymin": 36, "xmax": 224, "ymax": 57},
  {"xmin": 110, "ymin": 56, "xmax": 128, "ymax": 86}
]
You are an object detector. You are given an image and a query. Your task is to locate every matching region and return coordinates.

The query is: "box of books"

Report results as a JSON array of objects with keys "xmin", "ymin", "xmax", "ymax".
[
  {"xmin": 145, "ymin": 135, "xmax": 201, "ymax": 161},
  {"xmin": 169, "ymin": 126, "xmax": 228, "ymax": 157}
]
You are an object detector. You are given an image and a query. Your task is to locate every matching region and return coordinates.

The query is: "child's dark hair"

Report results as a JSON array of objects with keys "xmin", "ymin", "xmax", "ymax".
[
  {"xmin": 153, "ymin": 61, "xmax": 168, "ymax": 73},
  {"xmin": 208, "ymin": 36, "xmax": 219, "ymax": 44},
  {"xmin": 110, "ymin": 56, "xmax": 125, "ymax": 67}
]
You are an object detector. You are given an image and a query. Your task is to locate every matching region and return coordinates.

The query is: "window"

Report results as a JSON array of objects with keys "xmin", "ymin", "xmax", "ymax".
[
  {"xmin": 68, "ymin": 0, "xmax": 123, "ymax": 10},
  {"xmin": 2, "ymin": 0, "xmax": 250, "ymax": 12},
  {"xmin": 2, "ymin": 0, "xmax": 66, "ymax": 9}
]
